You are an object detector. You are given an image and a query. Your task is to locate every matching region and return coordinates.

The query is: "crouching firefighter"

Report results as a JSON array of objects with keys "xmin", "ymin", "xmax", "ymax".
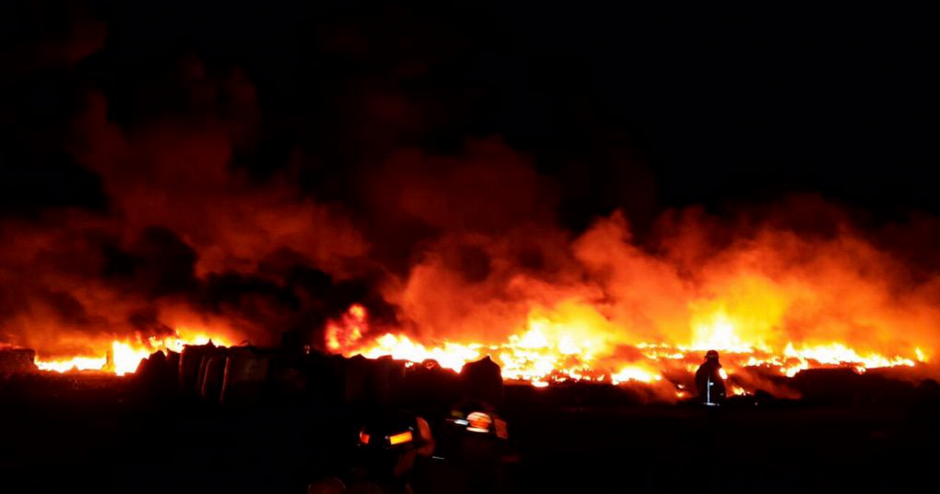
[
  {"xmin": 695, "ymin": 350, "xmax": 727, "ymax": 406},
  {"xmin": 424, "ymin": 399, "xmax": 510, "ymax": 494},
  {"xmin": 308, "ymin": 410, "xmax": 435, "ymax": 494}
]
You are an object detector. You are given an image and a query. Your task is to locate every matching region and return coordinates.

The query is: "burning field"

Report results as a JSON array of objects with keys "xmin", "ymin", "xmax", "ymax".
[
  {"xmin": 3, "ymin": 2, "xmax": 940, "ymax": 493},
  {"xmin": 3, "ymin": 1, "xmax": 939, "ymax": 404},
  {"xmin": 6, "ymin": 201, "xmax": 938, "ymax": 403}
]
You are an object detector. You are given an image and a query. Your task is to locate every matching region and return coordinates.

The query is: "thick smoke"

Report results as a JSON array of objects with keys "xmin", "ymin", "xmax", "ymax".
[
  {"xmin": 3, "ymin": 2, "xmax": 940, "ymax": 367},
  {"xmin": 381, "ymin": 193, "xmax": 940, "ymax": 359},
  {"xmin": 2, "ymin": 34, "xmax": 374, "ymax": 355}
]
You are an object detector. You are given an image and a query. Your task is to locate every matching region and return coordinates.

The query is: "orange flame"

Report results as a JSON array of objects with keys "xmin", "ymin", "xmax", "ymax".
[
  {"xmin": 325, "ymin": 299, "xmax": 929, "ymax": 393},
  {"xmin": 35, "ymin": 331, "xmax": 235, "ymax": 376}
]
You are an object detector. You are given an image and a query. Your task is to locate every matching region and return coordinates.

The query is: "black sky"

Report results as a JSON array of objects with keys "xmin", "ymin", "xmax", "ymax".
[{"xmin": 2, "ymin": 1, "xmax": 938, "ymax": 228}]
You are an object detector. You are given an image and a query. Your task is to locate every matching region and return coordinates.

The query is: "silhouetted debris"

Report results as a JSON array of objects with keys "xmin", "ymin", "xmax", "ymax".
[
  {"xmin": 303, "ymin": 350, "xmax": 339, "ymax": 403},
  {"xmin": 461, "ymin": 356, "xmax": 504, "ymax": 407},
  {"xmin": 201, "ymin": 352, "xmax": 228, "ymax": 403},
  {"xmin": 916, "ymin": 378, "xmax": 940, "ymax": 405},
  {"xmin": 221, "ymin": 347, "xmax": 271, "ymax": 407},
  {"xmin": 134, "ymin": 350, "xmax": 177, "ymax": 397},
  {"xmin": 367, "ymin": 356, "xmax": 406, "ymax": 406},
  {"xmin": 401, "ymin": 360, "xmax": 462, "ymax": 420},
  {"xmin": 754, "ymin": 389, "xmax": 776, "ymax": 406},
  {"xmin": 334, "ymin": 354, "xmax": 370, "ymax": 405},
  {"xmin": 790, "ymin": 367, "xmax": 930, "ymax": 405},
  {"xmin": 166, "ymin": 350, "xmax": 180, "ymax": 385},
  {"xmin": 0, "ymin": 348, "xmax": 37, "ymax": 374},
  {"xmin": 268, "ymin": 352, "xmax": 309, "ymax": 402},
  {"xmin": 792, "ymin": 368, "xmax": 863, "ymax": 404},
  {"xmin": 179, "ymin": 342, "xmax": 217, "ymax": 396}
]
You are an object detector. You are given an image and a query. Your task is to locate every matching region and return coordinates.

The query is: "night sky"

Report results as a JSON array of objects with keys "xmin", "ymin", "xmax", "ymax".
[
  {"xmin": 5, "ymin": 2, "xmax": 937, "ymax": 222},
  {"xmin": 2, "ymin": 1, "xmax": 939, "ymax": 349}
]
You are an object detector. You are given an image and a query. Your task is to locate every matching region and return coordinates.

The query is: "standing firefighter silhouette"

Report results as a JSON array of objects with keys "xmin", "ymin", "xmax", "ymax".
[{"xmin": 695, "ymin": 350, "xmax": 727, "ymax": 406}]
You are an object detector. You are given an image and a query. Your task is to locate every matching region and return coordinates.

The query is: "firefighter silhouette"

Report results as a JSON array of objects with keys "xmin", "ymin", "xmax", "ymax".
[
  {"xmin": 308, "ymin": 410, "xmax": 435, "ymax": 494},
  {"xmin": 695, "ymin": 350, "xmax": 727, "ymax": 406},
  {"xmin": 425, "ymin": 399, "xmax": 509, "ymax": 494}
]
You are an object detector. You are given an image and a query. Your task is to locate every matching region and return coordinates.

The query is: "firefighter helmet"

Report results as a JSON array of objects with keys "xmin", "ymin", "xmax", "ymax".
[{"xmin": 447, "ymin": 399, "xmax": 509, "ymax": 440}]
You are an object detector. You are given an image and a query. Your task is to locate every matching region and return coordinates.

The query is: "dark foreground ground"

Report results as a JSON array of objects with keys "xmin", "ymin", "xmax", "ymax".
[{"xmin": 1, "ymin": 374, "xmax": 939, "ymax": 494}]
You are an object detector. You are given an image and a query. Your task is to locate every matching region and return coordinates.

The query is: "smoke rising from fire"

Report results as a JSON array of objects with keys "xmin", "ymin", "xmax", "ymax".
[
  {"xmin": 2, "ymin": 54, "xmax": 374, "ymax": 356},
  {"xmin": 373, "ymin": 195, "xmax": 940, "ymax": 366},
  {"xmin": 3, "ymin": 2, "xmax": 939, "ymax": 384}
]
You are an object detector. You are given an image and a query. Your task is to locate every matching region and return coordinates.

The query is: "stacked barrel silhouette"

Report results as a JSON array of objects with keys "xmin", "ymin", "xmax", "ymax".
[{"xmin": 170, "ymin": 342, "xmax": 503, "ymax": 410}]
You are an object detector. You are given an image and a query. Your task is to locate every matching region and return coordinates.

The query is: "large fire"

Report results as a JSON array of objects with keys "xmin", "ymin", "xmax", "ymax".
[
  {"xmin": 325, "ymin": 299, "xmax": 929, "ymax": 393},
  {"xmin": 316, "ymin": 209, "xmax": 940, "ymax": 397},
  {"xmin": 18, "ymin": 291, "xmax": 934, "ymax": 395},
  {"xmin": 11, "ymin": 202, "xmax": 939, "ymax": 396},
  {"xmin": 34, "ymin": 332, "xmax": 234, "ymax": 376}
]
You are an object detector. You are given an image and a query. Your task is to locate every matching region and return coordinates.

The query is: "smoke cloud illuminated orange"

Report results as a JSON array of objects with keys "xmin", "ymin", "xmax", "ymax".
[
  {"xmin": 1, "ymin": 65, "xmax": 937, "ymax": 398},
  {"xmin": 324, "ymin": 205, "xmax": 937, "ymax": 397}
]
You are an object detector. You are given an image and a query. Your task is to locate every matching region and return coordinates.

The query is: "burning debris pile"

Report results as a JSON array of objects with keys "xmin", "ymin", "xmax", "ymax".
[
  {"xmin": 5, "ymin": 337, "xmax": 938, "ymax": 411},
  {"xmin": 2, "ymin": 13, "xmax": 939, "ymax": 403},
  {"xmin": 322, "ymin": 302, "xmax": 932, "ymax": 401},
  {"xmin": 3, "ymin": 294, "xmax": 935, "ymax": 407},
  {"xmin": 10, "ymin": 184, "xmax": 938, "ymax": 404},
  {"xmin": 5, "ymin": 208, "xmax": 939, "ymax": 403}
]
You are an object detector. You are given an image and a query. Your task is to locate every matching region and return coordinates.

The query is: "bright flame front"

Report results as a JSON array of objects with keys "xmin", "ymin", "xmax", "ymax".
[
  {"xmin": 325, "ymin": 301, "xmax": 929, "ymax": 394},
  {"xmin": 35, "ymin": 332, "xmax": 234, "ymax": 376}
]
